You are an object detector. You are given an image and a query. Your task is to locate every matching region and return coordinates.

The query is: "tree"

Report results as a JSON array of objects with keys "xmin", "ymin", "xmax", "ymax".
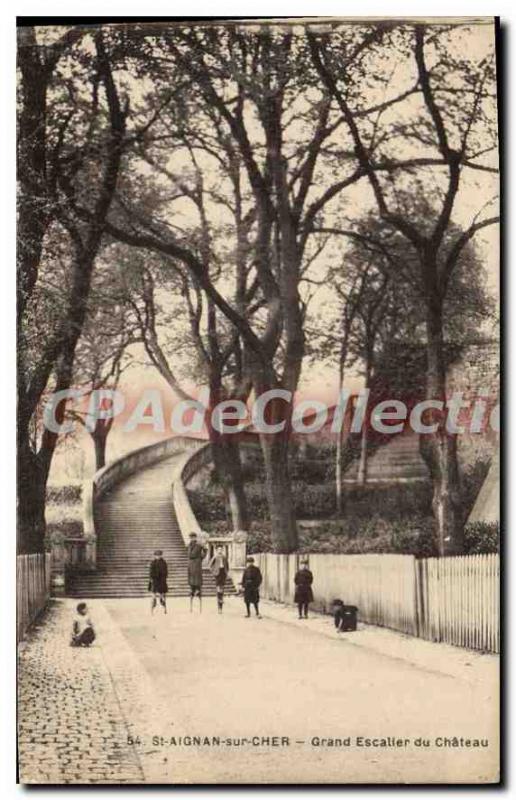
[
  {"xmin": 312, "ymin": 196, "xmax": 495, "ymax": 512},
  {"xmin": 65, "ymin": 256, "xmax": 138, "ymax": 470},
  {"xmin": 310, "ymin": 21, "xmax": 498, "ymax": 554},
  {"xmin": 329, "ymin": 267, "xmax": 368, "ymax": 511},
  {"xmin": 116, "ymin": 242, "xmax": 252, "ymax": 531},
  {"xmin": 350, "ymin": 213, "xmax": 492, "ymax": 472},
  {"xmin": 17, "ymin": 28, "xmax": 128, "ymax": 552},
  {"xmin": 102, "ymin": 23, "xmax": 408, "ymax": 551}
]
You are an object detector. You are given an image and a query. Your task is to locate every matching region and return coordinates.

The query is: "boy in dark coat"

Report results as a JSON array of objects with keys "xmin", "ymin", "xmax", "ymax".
[
  {"xmin": 294, "ymin": 558, "xmax": 314, "ymax": 619},
  {"xmin": 241, "ymin": 557, "xmax": 262, "ymax": 618},
  {"xmin": 187, "ymin": 533, "xmax": 207, "ymax": 612},
  {"xmin": 149, "ymin": 549, "xmax": 168, "ymax": 614},
  {"xmin": 332, "ymin": 598, "xmax": 358, "ymax": 632}
]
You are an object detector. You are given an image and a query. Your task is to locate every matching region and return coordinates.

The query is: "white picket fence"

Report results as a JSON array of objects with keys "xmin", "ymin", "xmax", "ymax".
[
  {"xmin": 416, "ymin": 554, "xmax": 499, "ymax": 653},
  {"xmin": 255, "ymin": 552, "xmax": 500, "ymax": 653},
  {"xmin": 17, "ymin": 553, "xmax": 52, "ymax": 643}
]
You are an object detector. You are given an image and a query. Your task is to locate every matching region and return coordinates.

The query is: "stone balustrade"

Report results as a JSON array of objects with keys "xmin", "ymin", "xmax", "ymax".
[
  {"xmin": 74, "ymin": 436, "xmax": 205, "ymax": 573},
  {"xmin": 171, "ymin": 442, "xmax": 212, "ymax": 547},
  {"xmin": 63, "ymin": 433, "xmax": 251, "ymax": 588},
  {"xmin": 171, "ymin": 440, "xmax": 256, "ymax": 585}
]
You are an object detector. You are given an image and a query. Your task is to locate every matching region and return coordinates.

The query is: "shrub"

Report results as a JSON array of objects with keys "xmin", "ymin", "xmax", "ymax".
[
  {"xmin": 189, "ymin": 478, "xmax": 433, "ymax": 525},
  {"xmin": 247, "ymin": 523, "xmax": 274, "ymax": 554},
  {"xmin": 389, "ymin": 518, "xmax": 438, "ymax": 557},
  {"xmin": 46, "ymin": 519, "xmax": 83, "ymax": 543},
  {"xmin": 188, "ymin": 489, "xmax": 226, "ymax": 521},
  {"xmin": 46, "ymin": 484, "xmax": 82, "ymax": 504},
  {"xmin": 200, "ymin": 515, "xmax": 498, "ymax": 558},
  {"xmin": 189, "ymin": 482, "xmax": 339, "ymax": 522},
  {"xmin": 292, "ymin": 483, "xmax": 335, "ymax": 518},
  {"xmin": 463, "ymin": 521, "xmax": 499, "ymax": 554},
  {"xmin": 341, "ymin": 483, "xmax": 432, "ymax": 520},
  {"xmin": 45, "ymin": 500, "xmax": 83, "ymax": 543},
  {"xmin": 240, "ymin": 515, "xmax": 438, "ymax": 556},
  {"xmin": 289, "ymin": 458, "xmax": 331, "ymax": 484}
]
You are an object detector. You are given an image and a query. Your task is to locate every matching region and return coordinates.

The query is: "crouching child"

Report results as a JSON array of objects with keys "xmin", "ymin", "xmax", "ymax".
[
  {"xmin": 332, "ymin": 599, "xmax": 358, "ymax": 633},
  {"xmin": 71, "ymin": 602, "xmax": 96, "ymax": 647}
]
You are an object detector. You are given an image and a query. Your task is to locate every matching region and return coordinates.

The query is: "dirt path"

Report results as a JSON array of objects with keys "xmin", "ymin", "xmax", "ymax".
[{"xmin": 103, "ymin": 596, "xmax": 499, "ymax": 784}]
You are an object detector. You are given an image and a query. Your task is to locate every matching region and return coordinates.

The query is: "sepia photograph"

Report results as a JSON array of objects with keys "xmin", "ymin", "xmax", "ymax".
[{"xmin": 15, "ymin": 14, "xmax": 500, "ymax": 785}]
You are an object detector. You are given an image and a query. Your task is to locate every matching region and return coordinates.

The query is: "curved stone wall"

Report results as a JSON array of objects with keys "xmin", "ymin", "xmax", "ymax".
[
  {"xmin": 172, "ymin": 442, "xmax": 212, "ymax": 547},
  {"xmin": 82, "ymin": 435, "xmax": 206, "ymax": 567},
  {"xmin": 82, "ymin": 433, "xmax": 256, "ymax": 582}
]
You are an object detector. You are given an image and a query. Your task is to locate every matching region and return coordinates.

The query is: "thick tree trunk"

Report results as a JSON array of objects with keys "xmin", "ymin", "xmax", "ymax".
[
  {"xmin": 420, "ymin": 295, "xmax": 464, "ymax": 555},
  {"xmin": 248, "ymin": 357, "xmax": 299, "ymax": 552},
  {"xmin": 16, "ymin": 34, "xmax": 124, "ymax": 554},
  {"xmin": 17, "ymin": 33, "xmax": 52, "ymax": 555},
  {"xmin": 207, "ymin": 371, "xmax": 249, "ymax": 532},
  {"xmin": 90, "ymin": 416, "xmax": 113, "ymax": 472},
  {"xmin": 260, "ymin": 431, "xmax": 298, "ymax": 553},
  {"xmin": 17, "ymin": 351, "xmax": 78, "ymax": 553},
  {"xmin": 17, "ymin": 29, "xmax": 51, "ymax": 325},
  {"xmin": 17, "ymin": 441, "xmax": 47, "ymax": 554},
  {"xmin": 92, "ymin": 430, "xmax": 108, "ymax": 471},
  {"xmin": 210, "ymin": 431, "xmax": 249, "ymax": 532}
]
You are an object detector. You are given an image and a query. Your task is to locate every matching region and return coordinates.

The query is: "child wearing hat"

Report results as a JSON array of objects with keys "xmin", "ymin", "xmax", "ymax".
[
  {"xmin": 294, "ymin": 558, "xmax": 314, "ymax": 619},
  {"xmin": 187, "ymin": 532, "xmax": 207, "ymax": 612},
  {"xmin": 332, "ymin": 598, "xmax": 358, "ymax": 632},
  {"xmin": 148, "ymin": 549, "xmax": 169, "ymax": 614},
  {"xmin": 240, "ymin": 556, "xmax": 263, "ymax": 618}
]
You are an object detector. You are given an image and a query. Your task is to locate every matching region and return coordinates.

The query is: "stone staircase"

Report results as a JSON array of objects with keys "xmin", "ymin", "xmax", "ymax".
[
  {"xmin": 343, "ymin": 431, "xmax": 429, "ymax": 483},
  {"xmin": 67, "ymin": 455, "xmax": 231, "ymax": 598}
]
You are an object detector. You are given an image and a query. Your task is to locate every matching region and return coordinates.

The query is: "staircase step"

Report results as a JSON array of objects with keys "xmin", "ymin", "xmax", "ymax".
[{"xmin": 68, "ymin": 452, "xmax": 236, "ymax": 600}]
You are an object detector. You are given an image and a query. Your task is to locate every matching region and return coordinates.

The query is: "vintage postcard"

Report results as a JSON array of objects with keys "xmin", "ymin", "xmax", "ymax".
[{"xmin": 17, "ymin": 16, "xmax": 500, "ymax": 784}]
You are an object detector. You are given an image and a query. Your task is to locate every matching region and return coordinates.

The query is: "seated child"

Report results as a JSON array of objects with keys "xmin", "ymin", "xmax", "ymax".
[
  {"xmin": 332, "ymin": 598, "xmax": 358, "ymax": 632},
  {"xmin": 71, "ymin": 602, "xmax": 96, "ymax": 647}
]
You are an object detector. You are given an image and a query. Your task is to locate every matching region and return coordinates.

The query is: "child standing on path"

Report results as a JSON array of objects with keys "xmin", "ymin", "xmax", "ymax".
[
  {"xmin": 209, "ymin": 545, "xmax": 229, "ymax": 613},
  {"xmin": 241, "ymin": 556, "xmax": 262, "ymax": 618},
  {"xmin": 294, "ymin": 558, "xmax": 314, "ymax": 619},
  {"xmin": 149, "ymin": 549, "xmax": 169, "ymax": 614},
  {"xmin": 187, "ymin": 532, "xmax": 207, "ymax": 612}
]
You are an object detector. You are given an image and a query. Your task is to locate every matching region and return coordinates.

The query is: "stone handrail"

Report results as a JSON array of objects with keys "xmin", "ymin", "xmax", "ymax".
[
  {"xmin": 171, "ymin": 442, "xmax": 213, "ymax": 547},
  {"xmin": 171, "ymin": 438, "xmax": 262, "ymax": 581},
  {"xmin": 81, "ymin": 435, "xmax": 206, "ymax": 569},
  {"xmin": 79, "ymin": 430, "xmax": 256, "ymax": 582}
]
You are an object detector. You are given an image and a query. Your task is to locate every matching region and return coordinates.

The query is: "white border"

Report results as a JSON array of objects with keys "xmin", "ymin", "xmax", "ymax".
[{"xmin": 2, "ymin": 5, "xmax": 511, "ymax": 798}]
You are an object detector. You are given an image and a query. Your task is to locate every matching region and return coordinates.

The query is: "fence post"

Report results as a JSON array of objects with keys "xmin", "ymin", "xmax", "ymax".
[
  {"xmin": 17, "ymin": 553, "xmax": 52, "ymax": 644},
  {"xmin": 251, "ymin": 552, "xmax": 499, "ymax": 654}
]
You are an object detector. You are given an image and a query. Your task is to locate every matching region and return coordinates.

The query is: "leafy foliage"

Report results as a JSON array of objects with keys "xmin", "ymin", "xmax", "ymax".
[
  {"xmin": 46, "ymin": 484, "xmax": 83, "ymax": 505},
  {"xmin": 463, "ymin": 522, "xmax": 499, "ymax": 555}
]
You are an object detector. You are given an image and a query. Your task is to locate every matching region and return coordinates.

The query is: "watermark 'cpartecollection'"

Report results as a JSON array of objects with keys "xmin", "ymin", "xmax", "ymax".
[{"xmin": 43, "ymin": 387, "xmax": 500, "ymax": 436}]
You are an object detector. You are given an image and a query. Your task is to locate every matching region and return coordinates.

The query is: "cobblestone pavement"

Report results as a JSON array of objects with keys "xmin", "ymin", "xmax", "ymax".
[
  {"xmin": 18, "ymin": 596, "xmax": 499, "ymax": 785},
  {"xmin": 17, "ymin": 600, "xmax": 143, "ymax": 784}
]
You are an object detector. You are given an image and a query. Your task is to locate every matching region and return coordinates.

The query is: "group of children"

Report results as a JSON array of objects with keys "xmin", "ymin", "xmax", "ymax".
[
  {"xmin": 242, "ymin": 557, "xmax": 357, "ymax": 630},
  {"xmin": 70, "ymin": 547, "xmax": 357, "ymax": 647},
  {"xmin": 146, "ymin": 547, "xmax": 358, "ymax": 629}
]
